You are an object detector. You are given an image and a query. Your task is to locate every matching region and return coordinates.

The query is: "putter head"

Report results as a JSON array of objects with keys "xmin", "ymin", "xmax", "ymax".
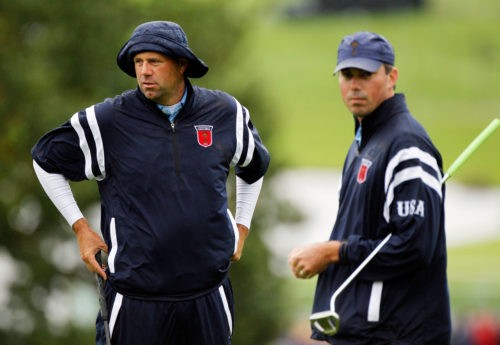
[{"xmin": 309, "ymin": 310, "xmax": 340, "ymax": 336}]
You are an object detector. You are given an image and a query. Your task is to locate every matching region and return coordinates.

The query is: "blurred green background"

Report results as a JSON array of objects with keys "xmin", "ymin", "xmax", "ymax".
[
  {"xmin": 251, "ymin": 0, "xmax": 500, "ymax": 184},
  {"xmin": 1, "ymin": 0, "xmax": 499, "ymax": 344}
]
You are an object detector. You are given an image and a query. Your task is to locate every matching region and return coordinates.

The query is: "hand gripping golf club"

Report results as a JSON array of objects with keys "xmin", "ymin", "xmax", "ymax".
[
  {"xmin": 310, "ymin": 118, "xmax": 499, "ymax": 336},
  {"xmin": 95, "ymin": 251, "xmax": 111, "ymax": 345},
  {"xmin": 309, "ymin": 233, "xmax": 392, "ymax": 335}
]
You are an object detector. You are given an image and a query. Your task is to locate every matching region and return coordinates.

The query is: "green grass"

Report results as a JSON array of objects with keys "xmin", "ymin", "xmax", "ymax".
[
  {"xmin": 448, "ymin": 240, "xmax": 500, "ymax": 313},
  {"xmin": 247, "ymin": 0, "xmax": 500, "ymax": 185}
]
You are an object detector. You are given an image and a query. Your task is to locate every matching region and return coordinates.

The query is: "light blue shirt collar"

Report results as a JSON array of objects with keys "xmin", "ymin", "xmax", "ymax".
[
  {"xmin": 156, "ymin": 87, "xmax": 188, "ymax": 123},
  {"xmin": 355, "ymin": 125, "xmax": 362, "ymax": 147}
]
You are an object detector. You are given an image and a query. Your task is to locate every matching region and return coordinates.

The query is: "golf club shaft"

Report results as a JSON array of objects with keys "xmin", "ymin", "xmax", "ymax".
[
  {"xmin": 442, "ymin": 118, "xmax": 499, "ymax": 183},
  {"xmin": 95, "ymin": 251, "xmax": 112, "ymax": 345},
  {"xmin": 329, "ymin": 233, "xmax": 392, "ymax": 312}
]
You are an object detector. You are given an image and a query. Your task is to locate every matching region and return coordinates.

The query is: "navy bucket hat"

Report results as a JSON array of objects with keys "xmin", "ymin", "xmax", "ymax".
[
  {"xmin": 334, "ymin": 31, "xmax": 395, "ymax": 74},
  {"xmin": 117, "ymin": 21, "xmax": 209, "ymax": 78}
]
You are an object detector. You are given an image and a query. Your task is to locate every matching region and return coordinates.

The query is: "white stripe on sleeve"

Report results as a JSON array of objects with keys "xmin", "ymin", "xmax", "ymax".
[
  {"xmin": 230, "ymin": 99, "xmax": 244, "ymax": 167},
  {"xmin": 240, "ymin": 106, "xmax": 255, "ymax": 167},
  {"xmin": 85, "ymin": 106, "xmax": 106, "ymax": 180},
  {"xmin": 70, "ymin": 106, "xmax": 106, "ymax": 180},
  {"xmin": 383, "ymin": 147, "xmax": 442, "ymax": 222},
  {"xmin": 70, "ymin": 112, "xmax": 94, "ymax": 180},
  {"xmin": 383, "ymin": 166, "xmax": 442, "ymax": 222},
  {"xmin": 384, "ymin": 147, "xmax": 441, "ymax": 192}
]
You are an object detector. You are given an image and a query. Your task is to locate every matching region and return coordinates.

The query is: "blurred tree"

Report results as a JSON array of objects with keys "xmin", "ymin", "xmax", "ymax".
[{"xmin": 0, "ymin": 1, "xmax": 288, "ymax": 344}]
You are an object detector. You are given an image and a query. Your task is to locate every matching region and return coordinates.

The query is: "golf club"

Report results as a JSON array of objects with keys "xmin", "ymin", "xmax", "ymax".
[
  {"xmin": 310, "ymin": 118, "xmax": 500, "ymax": 336},
  {"xmin": 95, "ymin": 251, "xmax": 111, "ymax": 345},
  {"xmin": 442, "ymin": 118, "xmax": 499, "ymax": 183},
  {"xmin": 309, "ymin": 233, "xmax": 392, "ymax": 335}
]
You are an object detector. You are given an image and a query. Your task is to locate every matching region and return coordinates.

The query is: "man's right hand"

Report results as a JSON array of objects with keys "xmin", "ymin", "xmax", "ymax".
[
  {"xmin": 72, "ymin": 218, "xmax": 108, "ymax": 280},
  {"xmin": 288, "ymin": 241, "xmax": 342, "ymax": 279}
]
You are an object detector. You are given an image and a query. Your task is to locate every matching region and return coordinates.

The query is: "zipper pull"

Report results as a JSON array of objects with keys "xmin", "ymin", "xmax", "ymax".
[{"xmin": 171, "ymin": 122, "xmax": 175, "ymax": 132}]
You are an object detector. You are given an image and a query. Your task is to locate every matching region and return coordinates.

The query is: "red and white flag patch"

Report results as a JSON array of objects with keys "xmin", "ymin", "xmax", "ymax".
[
  {"xmin": 357, "ymin": 158, "xmax": 372, "ymax": 184},
  {"xmin": 194, "ymin": 125, "xmax": 213, "ymax": 147}
]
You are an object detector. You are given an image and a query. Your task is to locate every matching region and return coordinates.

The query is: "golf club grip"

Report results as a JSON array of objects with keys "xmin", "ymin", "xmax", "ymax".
[
  {"xmin": 442, "ymin": 118, "xmax": 500, "ymax": 183},
  {"xmin": 95, "ymin": 251, "xmax": 109, "ymax": 321}
]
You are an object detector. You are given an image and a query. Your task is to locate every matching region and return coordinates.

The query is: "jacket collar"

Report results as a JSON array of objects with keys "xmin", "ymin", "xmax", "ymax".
[
  {"xmin": 135, "ymin": 79, "xmax": 194, "ymax": 120},
  {"xmin": 354, "ymin": 93, "xmax": 408, "ymax": 148}
]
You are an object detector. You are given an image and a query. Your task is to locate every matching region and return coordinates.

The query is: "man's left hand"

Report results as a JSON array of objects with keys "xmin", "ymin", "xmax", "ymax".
[{"xmin": 231, "ymin": 224, "xmax": 249, "ymax": 261}]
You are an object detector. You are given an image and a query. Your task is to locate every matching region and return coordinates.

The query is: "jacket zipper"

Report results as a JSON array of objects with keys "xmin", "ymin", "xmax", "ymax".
[{"xmin": 171, "ymin": 122, "xmax": 181, "ymax": 177}]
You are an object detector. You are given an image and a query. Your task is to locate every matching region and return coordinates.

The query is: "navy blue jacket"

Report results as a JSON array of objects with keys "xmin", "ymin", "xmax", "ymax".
[
  {"xmin": 312, "ymin": 94, "xmax": 451, "ymax": 344},
  {"xmin": 32, "ymin": 81, "xmax": 270, "ymax": 300}
]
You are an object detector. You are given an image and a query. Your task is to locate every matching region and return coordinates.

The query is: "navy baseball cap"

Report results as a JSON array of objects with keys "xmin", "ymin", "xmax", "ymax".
[
  {"xmin": 334, "ymin": 32, "xmax": 395, "ymax": 74},
  {"xmin": 117, "ymin": 21, "xmax": 208, "ymax": 78}
]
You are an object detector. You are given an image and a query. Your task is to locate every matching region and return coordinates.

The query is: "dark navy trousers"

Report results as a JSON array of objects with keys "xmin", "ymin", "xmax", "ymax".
[{"xmin": 96, "ymin": 278, "xmax": 234, "ymax": 345}]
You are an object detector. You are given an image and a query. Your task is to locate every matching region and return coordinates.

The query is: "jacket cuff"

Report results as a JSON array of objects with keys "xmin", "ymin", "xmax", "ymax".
[{"xmin": 338, "ymin": 241, "xmax": 349, "ymax": 265}]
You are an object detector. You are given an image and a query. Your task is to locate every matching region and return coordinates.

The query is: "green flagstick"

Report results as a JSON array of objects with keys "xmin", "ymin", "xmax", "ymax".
[{"xmin": 442, "ymin": 118, "xmax": 500, "ymax": 183}]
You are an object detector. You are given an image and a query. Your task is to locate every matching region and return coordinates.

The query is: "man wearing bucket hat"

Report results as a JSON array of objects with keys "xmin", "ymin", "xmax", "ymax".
[
  {"xmin": 31, "ymin": 21, "xmax": 270, "ymax": 345},
  {"xmin": 288, "ymin": 32, "xmax": 451, "ymax": 344}
]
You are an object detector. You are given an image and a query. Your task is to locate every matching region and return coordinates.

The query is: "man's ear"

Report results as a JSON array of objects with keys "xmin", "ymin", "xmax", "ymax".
[
  {"xmin": 389, "ymin": 67, "xmax": 399, "ymax": 90},
  {"xmin": 178, "ymin": 58, "xmax": 189, "ymax": 74}
]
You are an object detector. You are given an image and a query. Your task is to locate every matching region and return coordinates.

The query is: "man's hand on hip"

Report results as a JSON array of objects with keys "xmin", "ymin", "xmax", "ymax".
[{"xmin": 72, "ymin": 218, "xmax": 108, "ymax": 280}]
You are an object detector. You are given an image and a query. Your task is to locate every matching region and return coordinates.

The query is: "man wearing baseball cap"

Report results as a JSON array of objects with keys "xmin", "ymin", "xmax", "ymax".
[
  {"xmin": 32, "ymin": 21, "xmax": 270, "ymax": 345},
  {"xmin": 289, "ymin": 32, "xmax": 451, "ymax": 344}
]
